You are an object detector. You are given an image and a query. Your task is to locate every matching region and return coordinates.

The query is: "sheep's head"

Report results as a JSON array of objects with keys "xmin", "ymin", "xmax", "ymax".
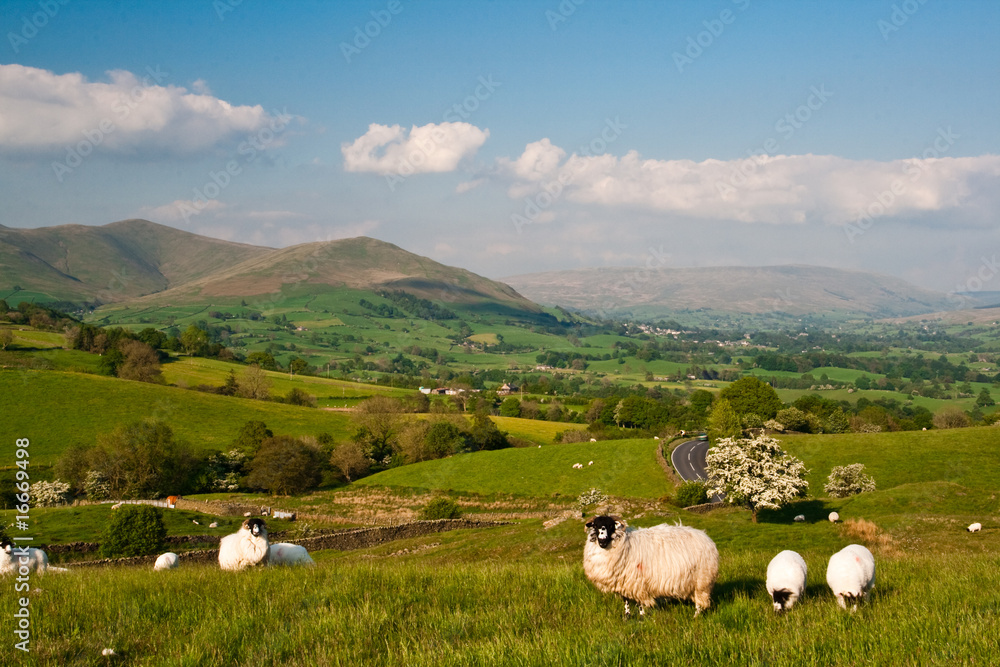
[
  {"xmin": 243, "ymin": 518, "xmax": 267, "ymax": 538},
  {"xmin": 0, "ymin": 540, "xmax": 12, "ymax": 554},
  {"xmin": 585, "ymin": 515, "xmax": 626, "ymax": 549},
  {"xmin": 771, "ymin": 589, "xmax": 792, "ymax": 612}
]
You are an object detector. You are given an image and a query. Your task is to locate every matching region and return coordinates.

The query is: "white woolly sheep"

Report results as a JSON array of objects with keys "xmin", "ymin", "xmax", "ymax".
[
  {"xmin": 153, "ymin": 552, "xmax": 179, "ymax": 571},
  {"xmin": 793, "ymin": 515, "xmax": 805, "ymax": 522},
  {"xmin": 583, "ymin": 516, "xmax": 719, "ymax": 618},
  {"xmin": 209, "ymin": 522, "xmax": 219, "ymax": 528},
  {"xmin": 967, "ymin": 522, "xmax": 982, "ymax": 533},
  {"xmin": 218, "ymin": 518, "xmax": 270, "ymax": 571},
  {"xmin": 826, "ymin": 544, "xmax": 875, "ymax": 611},
  {"xmin": 766, "ymin": 550, "xmax": 807, "ymax": 612},
  {"xmin": 829, "ymin": 512, "xmax": 840, "ymax": 523},
  {"xmin": 0, "ymin": 541, "xmax": 55, "ymax": 575},
  {"xmin": 268, "ymin": 543, "xmax": 316, "ymax": 567}
]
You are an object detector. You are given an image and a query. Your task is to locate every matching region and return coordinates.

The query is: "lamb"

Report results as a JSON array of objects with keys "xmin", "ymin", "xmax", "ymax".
[
  {"xmin": 218, "ymin": 518, "xmax": 270, "ymax": 571},
  {"xmin": 1, "ymin": 541, "xmax": 53, "ymax": 575},
  {"xmin": 765, "ymin": 550, "xmax": 807, "ymax": 612},
  {"xmin": 793, "ymin": 515, "xmax": 805, "ymax": 522},
  {"xmin": 268, "ymin": 543, "xmax": 316, "ymax": 567},
  {"xmin": 967, "ymin": 522, "xmax": 982, "ymax": 532},
  {"xmin": 583, "ymin": 515, "xmax": 719, "ymax": 618},
  {"xmin": 153, "ymin": 552, "xmax": 179, "ymax": 571},
  {"xmin": 826, "ymin": 544, "xmax": 875, "ymax": 611}
]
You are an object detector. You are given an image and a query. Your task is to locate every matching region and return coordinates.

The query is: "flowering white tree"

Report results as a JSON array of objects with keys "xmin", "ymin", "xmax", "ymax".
[
  {"xmin": 824, "ymin": 463, "xmax": 876, "ymax": 498},
  {"xmin": 706, "ymin": 435, "xmax": 809, "ymax": 523},
  {"xmin": 31, "ymin": 480, "xmax": 72, "ymax": 507}
]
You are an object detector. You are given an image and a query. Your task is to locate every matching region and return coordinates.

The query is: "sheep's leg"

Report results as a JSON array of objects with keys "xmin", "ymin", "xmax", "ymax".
[{"xmin": 623, "ymin": 598, "xmax": 631, "ymax": 618}]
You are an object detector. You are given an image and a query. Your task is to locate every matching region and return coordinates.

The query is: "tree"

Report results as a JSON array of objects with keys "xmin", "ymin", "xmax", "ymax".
[
  {"xmin": 824, "ymin": 408, "xmax": 850, "ymax": 434},
  {"xmin": 775, "ymin": 407, "xmax": 812, "ymax": 433},
  {"xmin": 0, "ymin": 328, "xmax": 12, "ymax": 350},
  {"xmin": 424, "ymin": 420, "xmax": 465, "ymax": 458},
  {"xmin": 976, "ymin": 388, "xmax": 995, "ymax": 408},
  {"xmin": 180, "ymin": 325, "xmax": 209, "ymax": 355},
  {"xmin": 288, "ymin": 357, "xmax": 309, "ymax": 375},
  {"xmin": 246, "ymin": 351, "xmax": 278, "ymax": 370},
  {"xmin": 90, "ymin": 420, "xmax": 200, "ymax": 499},
  {"xmin": 237, "ymin": 363, "xmax": 272, "ymax": 400},
  {"xmin": 824, "ymin": 463, "xmax": 876, "ymax": 498},
  {"xmin": 246, "ymin": 436, "xmax": 323, "ymax": 495},
  {"xmin": 117, "ymin": 339, "xmax": 162, "ymax": 383},
  {"xmin": 933, "ymin": 406, "xmax": 971, "ymax": 429},
  {"xmin": 352, "ymin": 396, "xmax": 404, "ymax": 464},
  {"xmin": 708, "ymin": 398, "xmax": 742, "ymax": 440},
  {"xmin": 284, "ymin": 387, "xmax": 316, "ymax": 407},
  {"xmin": 330, "ymin": 440, "xmax": 370, "ymax": 481},
  {"xmin": 719, "ymin": 376, "xmax": 783, "ymax": 419},
  {"xmin": 232, "ymin": 420, "xmax": 273, "ymax": 456},
  {"xmin": 467, "ymin": 411, "xmax": 509, "ymax": 451},
  {"xmin": 100, "ymin": 505, "xmax": 166, "ymax": 558},
  {"xmin": 706, "ymin": 434, "xmax": 809, "ymax": 523},
  {"xmin": 499, "ymin": 396, "xmax": 522, "ymax": 418}
]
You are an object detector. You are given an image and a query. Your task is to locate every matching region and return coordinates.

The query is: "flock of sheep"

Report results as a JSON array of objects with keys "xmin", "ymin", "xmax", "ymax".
[
  {"xmin": 154, "ymin": 517, "xmax": 316, "ymax": 572},
  {"xmin": 583, "ymin": 514, "xmax": 983, "ymax": 617}
]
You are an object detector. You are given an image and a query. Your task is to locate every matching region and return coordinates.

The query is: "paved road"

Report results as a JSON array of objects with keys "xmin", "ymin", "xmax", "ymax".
[{"xmin": 670, "ymin": 439, "xmax": 724, "ymax": 503}]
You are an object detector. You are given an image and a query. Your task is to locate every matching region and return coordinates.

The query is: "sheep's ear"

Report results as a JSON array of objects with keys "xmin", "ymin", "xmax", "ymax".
[{"xmin": 585, "ymin": 520, "xmax": 594, "ymax": 529}]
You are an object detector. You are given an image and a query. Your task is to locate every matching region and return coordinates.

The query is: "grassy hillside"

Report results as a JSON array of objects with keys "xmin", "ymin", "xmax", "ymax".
[{"xmin": 356, "ymin": 438, "xmax": 670, "ymax": 498}]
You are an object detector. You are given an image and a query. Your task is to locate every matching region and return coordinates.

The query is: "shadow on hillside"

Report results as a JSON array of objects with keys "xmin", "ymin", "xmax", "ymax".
[{"xmin": 758, "ymin": 499, "xmax": 834, "ymax": 525}]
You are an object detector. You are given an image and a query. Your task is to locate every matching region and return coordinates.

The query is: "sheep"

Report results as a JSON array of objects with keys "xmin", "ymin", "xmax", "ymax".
[
  {"xmin": 153, "ymin": 552, "xmax": 179, "ymax": 571},
  {"xmin": 793, "ymin": 515, "xmax": 805, "ymax": 522},
  {"xmin": 583, "ymin": 515, "xmax": 719, "ymax": 618},
  {"xmin": 829, "ymin": 512, "xmax": 840, "ymax": 523},
  {"xmin": 1, "ymin": 541, "xmax": 52, "ymax": 575},
  {"xmin": 192, "ymin": 519, "xmax": 200, "ymax": 525},
  {"xmin": 826, "ymin": 544, "xmax": 875, "ymax": 611},
  {"xmin": 218, "ymin": 518, "xmax": 270, "ymax": 571},
  {"xmin": 766, "ymin": 550, "xmax": 808, "ymax": 612},
  {"xmin": 268, "ymin": 543, "xmax": 316, "ymax": 567},
  {"xmin": 243, "ymin": 511, "xmax": 253, "ymax": 517},
  {"xmin": 967, "ymin": 522, "xmax": 982, "ymax": 533},
  {"xmin": 588, "ymin": 461, "xmax": 594, "ymax": 466},
  {"xmin": 209, "ymin": 522, "xmax": 219, "ymax": 528},
  {"xmin": 111, "ymin": 502, "xmax": 123, "ymax": 510}
]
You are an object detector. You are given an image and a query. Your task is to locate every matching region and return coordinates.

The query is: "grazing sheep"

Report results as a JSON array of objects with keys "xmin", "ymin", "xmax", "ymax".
[
  {"xmin": 826, "ymin": 544, "xmax": 875, "ymax": 611},
  {"xmin": 967, "ymin": 522, "xmax": 982, "ymax": 533},
  {"xmin": 153, "ymin": 552, "xmax": 179, "ymax": 571},
  {"xmin": 829, "ymin": 512, "xmax": 840, "ymax": 523},
  {"xmin": 111, "ymin": 503, "xmax": 123, "ymax": 510},
  {"xmin": 1, "ymin": 541, "xmax": 52, "ymax": 575},
  {"xmin": 766, "ymin": 550, "xmax": 808, "ymax": 612},
  {"xmin": 589, "ymin": 461, "xmax": 594, "ymax": 466},
  {"xmin": 218, "ymin": 518, "xmax": 270, "ymax": 571},
  {"xmin": 793, "ymin": 515, "xmax": 805, "ymax": 522},
  {"xmin": 583, "ymin": 515, "xmax": 719, "ymax": 618},
  {"xmin": 268, "ymin": 543, "xmax": 316, "ymax": 567}
]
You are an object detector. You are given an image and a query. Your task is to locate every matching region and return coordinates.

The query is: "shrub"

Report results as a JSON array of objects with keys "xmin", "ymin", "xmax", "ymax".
[
  {"xmin": 676, "ymin": 480, "xmax": 709, "ymax": 507},
  {"xmin": 419, "ymin": 497, "xmax": 462, "ymax": 520},
  {"xmin": 824, "ymin": 463, "xmax": 877, "ymax": 498},
  {"xmin": 100, "ymin": 505, "xmax": 167, "ymax": 558},
  {"xmin": 83, "ymin": 470, "xmax": 111, "ymax": 501},
  {"xmin": 577, "ymin": 487, "xmax": 608, "ymax": 514},
  {"xmin": 247, "ymin": 436, "xmax": 323, "ymax": 495},
  {"xmin": 31, "ymin": 480, "xmax": 71, "ymax": 507}
]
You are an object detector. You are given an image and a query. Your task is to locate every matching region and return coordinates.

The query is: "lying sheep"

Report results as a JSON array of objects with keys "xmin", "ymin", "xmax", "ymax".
[
  {"xmin": 154, "ymin": 552, "xmax": 179, "ymax": 571},
  {"xmin": 0, "ymin": 541, "xmax": 64, "ymax": 574},
  {"xmin": 967, "ymin": 522, "xmax": 982, "ymax": 533},
  {"xmin": 829, "ymin": 512, "xmax": 840, "ymax": 523},
  {"xmin": 268, "ymin": 543, "xmax": 316, "ymax": 567},
  {"xmin": 583, "ymin": 515, "xmax": 718, "ymax": 618},
  {"xmin": 793, "ymin": 515, "xmax": 805, "ymax": 522},
  {"xmin": 766, "ymin": 550, "xmax": 807, "ymax": 612},
  {"xmin": 219, "ymin": 518, "xmax": 270, "ymax": 571},
  {"xmin": 826, "ymin": 544, "xmax": 875, "ymax": 611}
]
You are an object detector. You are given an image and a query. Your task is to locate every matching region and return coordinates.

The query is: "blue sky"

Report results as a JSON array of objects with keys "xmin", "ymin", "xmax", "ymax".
[{"xmin": 1, "ymin": 0, "xmax": 999, "ymax": 294}]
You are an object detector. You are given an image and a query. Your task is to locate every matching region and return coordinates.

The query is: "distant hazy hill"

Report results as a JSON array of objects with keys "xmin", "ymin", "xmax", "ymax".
[
  {"xmin": 0, "ymin": 219, "xmax": 269, "ymax": 303},
  {"xmin": 0, "ymin": 220, "xmax": 538, "ymax": 312},
  {"xmin": 504, "ymin": 265, "xmax": 956, "ymax": 319}
]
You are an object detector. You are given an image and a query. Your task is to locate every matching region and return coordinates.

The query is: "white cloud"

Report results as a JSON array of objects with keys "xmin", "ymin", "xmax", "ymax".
[
  {"xmin": 341, "ymin": 121, "xmax": 489, "ymax": 174},
  {"xmin": 499, "ymin": 140, "xmax": 1000, "ymax": 227},
  {"xmin": 138, "ymin": 199, "xmax": 226, "ymax": 223},
  {"xmin": 0, "ymin": 64, "xmax": 294, "ymax": 155}
]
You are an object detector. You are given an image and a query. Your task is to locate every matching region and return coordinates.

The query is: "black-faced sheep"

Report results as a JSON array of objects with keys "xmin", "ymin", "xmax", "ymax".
[
  {"xmin": 218, "ymin": 518, "xmax": 270, "ymax": 571},
  {"xmin": 766, "ymin": 550, "xmax": 807, "ymax": 612},
  {"xmin": 154, "ymin": 552, "xmax": 179, "ymax": 571},
  {"xmin": 826, "ymin": 544, "xmax": 875, "ymax": 611},
  {"xmin": 268, "ymin": 543, "xmax": 316, "ymax": 567},
  {"xmin": 583, "ymin": 515, "xmax": 719, "ymax": 618}
]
